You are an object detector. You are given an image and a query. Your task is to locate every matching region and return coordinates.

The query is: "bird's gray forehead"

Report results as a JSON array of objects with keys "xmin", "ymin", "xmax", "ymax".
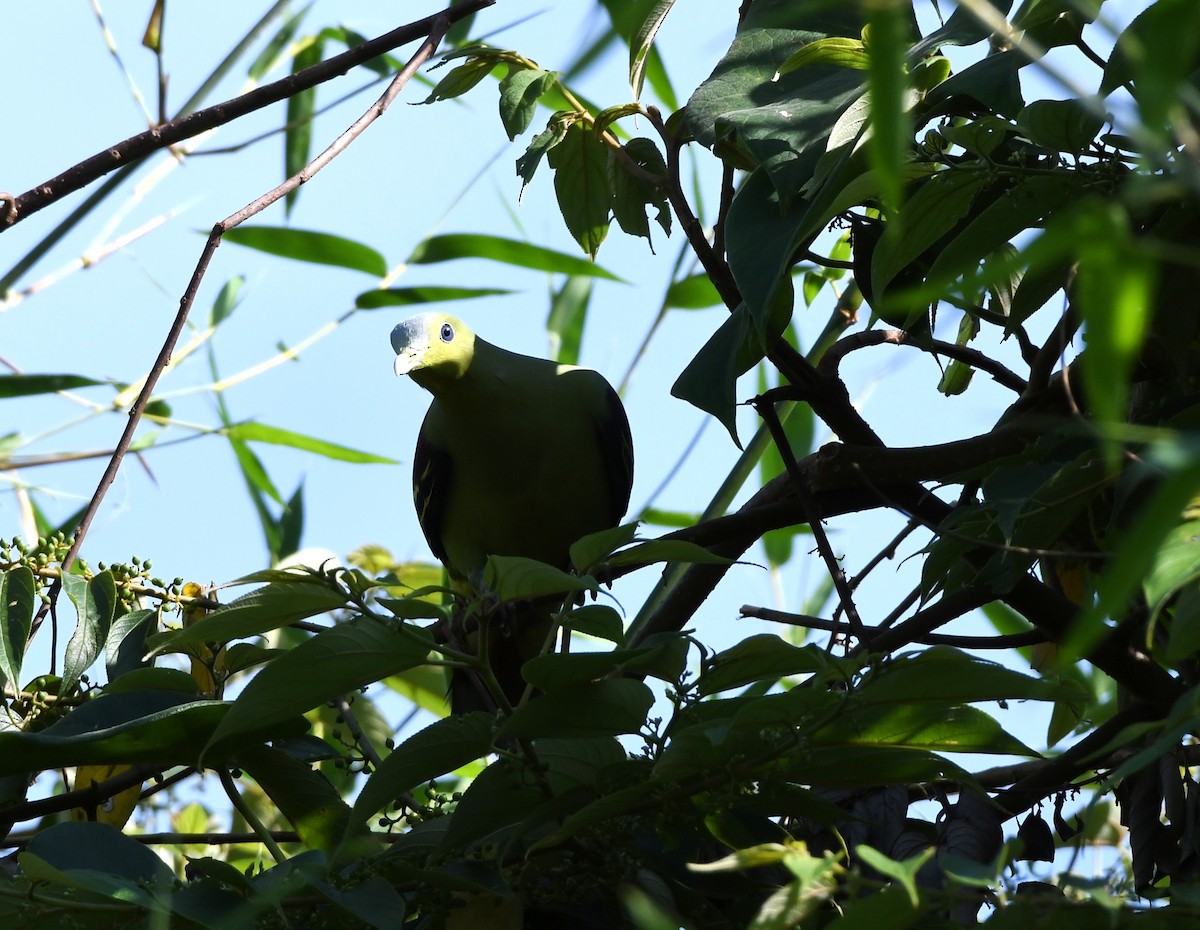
[{"xmin": 390, "ymin": 316, "xmax": 433, "ymax": 354}]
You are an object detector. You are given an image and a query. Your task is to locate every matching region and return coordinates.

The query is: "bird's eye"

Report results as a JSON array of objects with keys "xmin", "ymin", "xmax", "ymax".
[{"xmin": 439, "ymin": 323, "xmax": 454, "ymax": 343}]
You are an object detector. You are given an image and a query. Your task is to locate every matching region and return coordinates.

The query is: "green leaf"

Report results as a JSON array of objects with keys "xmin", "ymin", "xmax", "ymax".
[
  {"xmin": 699, "ymin": 635, "xmax": 828, "ymax": 696},
  {"xmin": 547, "ymin": 275, "xmax": 591, "ymax": 365},
  {"xmin": 210, "ymin": 276, "xmax": 244, "ymax": 327},
  {"xmin": 0, "ymin": 374, "xmax": 107, "ymax": 398},
  {"xmin": 609, "ymin": 137, "xmax": 670, "ymax": 244},
  {"xmin": 1015, "ymin": 99, "xmax": 1104, "ymax": 154},
  {"xmin": 684, "ymin": 3, "xmax": 870, "ymax": 196},
  {"xmin": 409, "ymin": 233, "xmax": 623, "ymax": 281},
  {"xmin": 482, "ymin": 555, "xmax": 597, "ymax": 603},
  {"xmin": 1101, "ymin": 0, "xmax": 1200, "ymax": 137},
  {"xmin": 25, "ymin": 820, "xmax": 174, "ymax": 886},
  {"xmin": 665, "ymin": 273, "xmax": 721, "ymax": 309},
  {"xmin": 0, "ymin": 566, "xmax": 35, "ymax": 690},
  {"xmin": 151, "ymin": 579, "xmax": 348, "ymax": 654},
  {"xmin": 285, "ymin": 37, "xmax": 323, "ymax": 215},
  {"xmin": 775, "ymin": 37, "xmax": 869, "ymax": 78},
  {"xmin": 870, "ymin": 168, "xmax": 989, "ymax": 300},
  {"xmin": 564, "ymin": 604, "xmax": 625, "ymax": 644},
  {"xmin": 223, "ymin": 226, "xmax": 387, "ymax": 277},
  {"xmin": 498, "ymin": 679, "xmax": 654, "ymax": 740},
  {"xmin": 857, "ymin": 646, "xmax": 1075, "ymax": 705},
  {"xmin": 629, "ymin": 0, "xmax": 678, "ymax": 101},
  {"xmin": 922, "ymin": 51, "xmax": 1026, "ymax": 120},
  {"xmin": 422, "ymin": 58, "xmax": 495, "ymax": 104},
  {"xmin": 1145, "ymin": 520, "xmax": 1200, "ymax": 610},
  {"xmin": 237, "ymin": 745, "xmax": 365, "ymax": 856},
  {"xmin": 498, "ymin": 67, "xmax": 557, "ymax": 140},
  {"xmin": 440, "ymin": 756, "xmax": 546, "ymax": 849},
  {"xmin": 61, "ymin": 570, "xmax": 117, "ymax": 695},
  {"xmin": 350, "ymin": 712, "xmax": 495, "ymax": 832},
  {"xmin": 853, "ymin": 845, "xmax": 933, "ymax": 911},
  {"xmin": 516, "ymin": 119, "xmax": 570, "ymax": 189},
  {"xmin": 206, "ymin": 616, "xmax": 433, "ymax": 756},
  {"xmin": 522, "ymin": 637, "xmax": 688, "ymax": 691},
  {"xmin": 0, "ymin": 691, "xmax": 244, "ymax": 774},
  {"xmin": 816, "ymin": 701, "xmax": 1034, "ymax": 755},
  {"xmin": 249, "ymin": 7, "xmax": 309, "ymax": 82},
  {"xmin": 569, "ymin": 521, "xmax": 639, "ymax": 572},
  {"xmin": 105, "ymin": 608, "xmax": 157, "ymax": 682},
  {"xmin": 608, "ymin": 539, "xmax": 735, "ymax": 570},
  {"xmin": 354, "ymin": 285, "xmax": 512, "ymax": 309},
  {"xmin": 223, "ymin": 421, "xmax": 397, "ymax": 465},
  {"xmin": 865, "ymin": 5, "xmax": 912, "ymax": 215},
  {"xmin": 1075, "ymin": 206, "xmax": 1156, "ymax": 460},
  {"xmin": 548, "ymin": 122, "xmax": 613, "ymax": 258},
  {"xmin": 1062, "ymin": 443, "xmax": 1200, "ymax": 665}
]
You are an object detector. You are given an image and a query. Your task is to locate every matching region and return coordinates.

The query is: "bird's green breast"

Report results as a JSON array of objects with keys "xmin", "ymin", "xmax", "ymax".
[{"xmin": 417, "ymin": 344, "xmax": 621, "ymax": 583}]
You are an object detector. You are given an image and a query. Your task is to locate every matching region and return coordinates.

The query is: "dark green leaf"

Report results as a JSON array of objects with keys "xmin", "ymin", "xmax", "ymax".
[
  {"xmin": 25, "ymin": 821, "xmax": 174, "ymax": 886},
  {"xmin": 0, "ymin": 374, "xmax": 107, "ymax": 398},
  {"xmin": 440, "ymin": 757, "xmax": 546, "ymax": 850},
  {"xmin": 238, "ymin": 745, "xmax": 365, "ymax": 856},
  {"xmin": 547, "ymin": 275, "xmax": 591, "ymax": 365},
  {"xmin": 564, "ymin": 604, "xmax": 625, "ymax": 644},
  {"xmin": 498, "ymin": 679, "xmax": 654, "ymax": 740},
  {"xmin": 350, "ymin": 712, "xmax": 495, "ymax": 831},
  {"xmin": 210, "ymin": 276, "xmax": 244, "ymax": 327},
  {"xmin": 422, "ymin": 58, "xmax": 495, "ymax": 104},
  {"xmin": 498, "ymin": 68, "xmax": 557, "ymax": 140},
  {"xmin": 1015, "ymin": 99, "xmax": 1104, "ymax": 154},
  {"xmin": 223, "ymin": 226, "xmax": 387, "ymax": 277},
  {"xmin": 684, "ymin": 2, "xmax": 869, "ymax": 196},
  {"xmin": 548, "ymin": 122, "xmax": 613, "ymax": 258},
  {"xmin": 857, "ymin": 646, "xmax": 1075, "ymax": 705},
  {"xmin": 0, "ymin": 691, "xmax": 244, "ymax": 774},
  {"xmin": 609, "ymin": 137, "xmax": 670, "ymax": 244},
  {"xmin": 409, "ymin": 233, "xmax": 623, "ymax": 281},
  {"xmin": 206, "ymin": 616, "xmax": 433, "ymax": 755},
  {"xmin": 285, "ymin": 37, "xmax": 323, "ymax": 215},
  {"xmin": 62, "ymin": 570, "xmax": 117, "ymax": 695},
  {"xmin": 815, "ymin": 701, "xmax": 1033, "ymax": 755},
  {"xmin": 224, "ymin": 421, "xmax": 397, "ymax": 464},
  {"xmin": 522, "ymin": 637, "xmax": 688, "ymax": 691},
  {"xmin": 665, "ymin": 273, "xmax": 721, "ymax": 309},
  {"xmin": 483, "ymin": 555, "xmax": 597, "ymax": 603},
  {"xmin": 0, "ymin": 566, "xmax": 35, "ymax": 690},
  {"xmin": 871, "ymin": 168, "xmax": 989, "ymax": 300},
  {"xmin": 699, "ymin": 635, "xmax": 828, "ymax": 696},
  {"xmin": 516, "ymin": 120, "xmax": 570, "ymax": 189},
  {"xmin": 355, "ymin": 286, "xmax": 512, "ymax": 309},
  {"xmin": 105, "ymin": 608, "xmax": 157, "ymax": 682},
  {"xmin": 151, "ymin": 580, "xmax": 348, "ymax": 654}
]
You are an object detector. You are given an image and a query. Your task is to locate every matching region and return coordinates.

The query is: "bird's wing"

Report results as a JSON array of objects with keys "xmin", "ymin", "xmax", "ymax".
[
  {"xmin": 596, "ymin": 379, "xmax": 635, "ymax": 526},
  {"xmin": 413, "ymin": 422, "xmax": 454, "ymax": 574}
]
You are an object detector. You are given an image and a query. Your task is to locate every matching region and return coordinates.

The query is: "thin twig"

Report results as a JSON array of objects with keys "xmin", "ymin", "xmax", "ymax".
[
  {"xmin": 1, "ymin": 2, "xmax": 491, "ymax": 230},
  {"xmin": 819, "ymin": 328, "xmax": 1028, "ymax": 394},
  {"xmin": 744, "ymin": 604, "xmax": 1044, "ymax": 649},
  {"xmin": 32, "ymin": 16, "xmax": 452, "ymax": 636},
  {"xmin": 750, "ymin": 394, "xmax": 869, "ymax": 646}
]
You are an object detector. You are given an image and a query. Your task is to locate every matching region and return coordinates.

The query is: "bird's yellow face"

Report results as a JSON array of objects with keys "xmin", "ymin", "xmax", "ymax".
[{"xmin": 391, "ymin": 313, "xmax": 476, "ymax": 390}]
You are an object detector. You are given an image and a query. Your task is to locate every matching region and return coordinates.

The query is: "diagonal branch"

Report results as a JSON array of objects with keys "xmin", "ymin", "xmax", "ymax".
[
  {"xmin": 32, "ymin": 16, "xmax": 452, "ymax": 637},
  {"xmin": 0, "ymin": 2, "xmax": 491, "ymax": 231}
]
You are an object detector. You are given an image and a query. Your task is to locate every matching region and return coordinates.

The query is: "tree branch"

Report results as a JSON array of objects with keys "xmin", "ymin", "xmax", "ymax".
[
  {"xmin": 34, "ymin": 15, "xmax": 452, "ymax": 634},
  {"xmin": 0, "ymin": 2, "xmax": 491, "ymax": 231}
]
